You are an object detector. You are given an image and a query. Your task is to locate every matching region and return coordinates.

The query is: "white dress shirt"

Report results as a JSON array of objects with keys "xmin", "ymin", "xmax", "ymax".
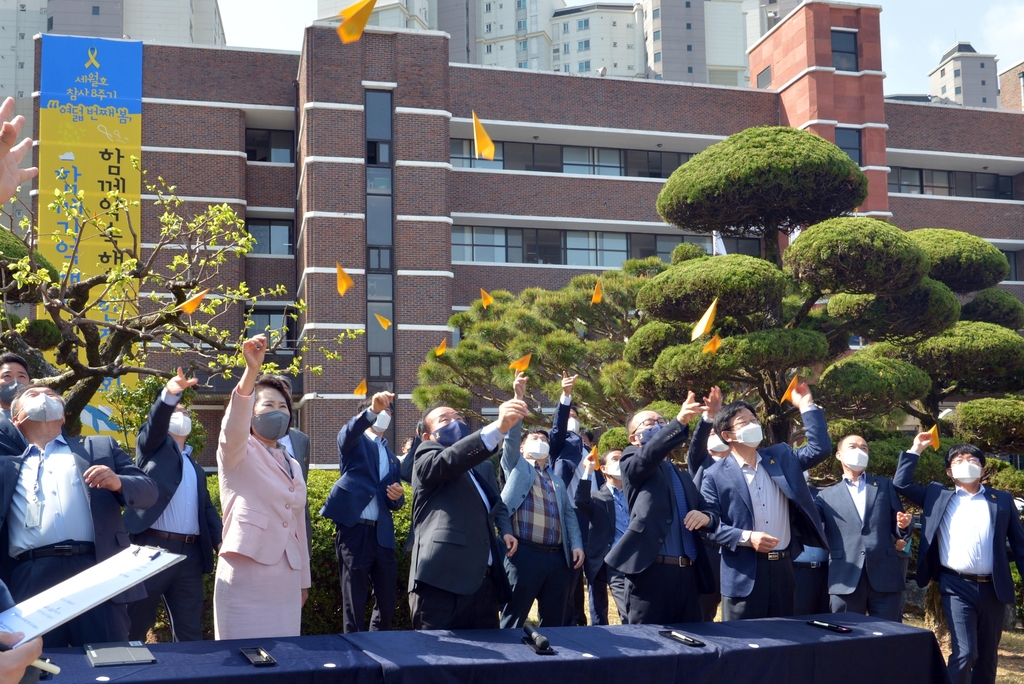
[
  {"xmin": 151, "ymin": 444, "xmax": 201, "ymax": 536},
  {"xmin": 9, "ymin": 435, "xmax": 96, "ymax": 557},
  {"xmin": 278, "ymin": 432, "xmax": 295, "ymax": 460},
  {"xmin": 844, "ymin": 474, "xmax": 868, "ymax": 522},
  {"xmin": 735, "ymin": 452, "xmax": 791, "ymax": 550},
  {"xmin": 359, "ymin": 410, "xmax": 391, "ymax": 521},
  {"xmin": 939, "ymin": 485, "xmax": 994, "ymax": 575}
]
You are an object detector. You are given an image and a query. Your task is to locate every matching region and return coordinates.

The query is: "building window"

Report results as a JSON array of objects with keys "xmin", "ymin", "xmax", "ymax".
[
  {"xmin": 18, "ymin": 63, "xmax": 23, "ymax": 70},
  {"xmin": 519, "ymin": 40, "xmax": 527, "ymax": 51},
  {"xmin": 654, "ymin": 52, "xmax": 661, "ymax": 63},
  {"xmin": 18, "ymin": 4, "xmax": 25, "ymax": 10},
  {"xmin": 516, "ymin": 0, "xmax": 525, "ymax": 7},
  {"xmin": 981, "ymin": 80, "xmax": 986, "ymax": 85},
  {"xmin": 485, "ymin": 2, "xmax": 491, "ymax": 10},
  {"xmin": 687, "ymin": 66, "xmax": 693, "ymax": 73},
  {"xmin": 653, "ymin": 30, "xmax": 660, "ymax": 41},
  {"xmin": 686, "ymin": 44, "xmax": 692, "ymax": 51},
  {"xmin": 756, "ymin": 66, "xmax": 771, "ymax": 88},
  {"xmin": 685, "ymin": 1, "xmax": 690, "ymax": 6},
  {"xmin": 834, "ymin": 128, "xmax": 861, "ymax": 165},
  {"xmin": 517, "ymin": 19, "xmax": 526, "ymax": 30},
  {"xmin": 686, "ymin": 23, "xmax": 691, "ymax": 29},
  {"xmin": 1002, "ymin": 251, "xmax": 1018, "ymax": 281},
  {"xmin": 983, "ymin": 97, "xmax": 988, "ymax": 103},
  {"xmin": 247, "ymin": 220, "xmax": 294, "ymax": 255},
  {"xmin": 16, "ymin": 92, "xmax": 23, "ymax": 99},
  {"xmin": 564, "ymin": 64, "xmax": 570, "ymax": 72},
  {"xmin": 18, "ymin": 33, "xmax": 24, "ymax": 39},
  {"xmin": 953, "ymin": 68, "xmax": 961, "ymax": 78},
  {"xmin": 941, "ymin": 85, "xmax": 947, "ymax": 94},
  {"xmin": 486, "ymin": 44, "xmax": 492, "ymax": 53},
  {"xmin": 655, "ymin": 74, "xmax": 663, "ymax": 80},
  {"xmin": 450, "ymin": 139, "xmax": 690, "ymax": 177},
  {"xmin": 247, "ymin": 309, "xmax": 291, "ymax": 350},
  {"xmin": 563, "ymin": 43, "xmax": 569, "ymax": 53},
  {"xmin": 652, "ymin": 8, "xmax": 660, "ymax": 18},
  {"xmin": 831, "ymin": 30, "xmax": 858, "ymax": 71},
  {"xmin": 518, "ymin": 61, "xmax": 528, "ymax": 68},
  {"xmin": 450, "ymin": 138, "xmax": 504, "ymax": 169},
  {"xmin": 955, "ymin": 86, "xmax": 962, "ymax": 95},
  {"xmin": 579, "ymin": 60, "xmax": 591, "ymax": 72},
  {"xmin": 486, "ymin": 23, "xmax": 492, "ymax": 32},
  {"xmin": 888, "ymin": 167, "xmax": 1013, "ymax": 200},
  {"xmin": 940, "ymin": 68, "xmax": 945, "ymax": 77},
  {"xmin": 92, "ymin": 5, "xmax": 100, "ymax": 14},
  {"xmin": 563, "ymin": 22, "xmax": 569, "ymax": 32},
  {"xmin": 981, "ymin": 62, "xmax": 985, "ymax": 68},
  {"xmin": 612, "ymin": 21, "xmax": 617, "ymax": 26},
  {"xmin": 578, "ymin": 18, "xmax": 589, "ymax": 30},
  {"xmin": 245, "ymin": 129, "xmax": 294, "ymax": 163},
  {"xmin": 47, "ymin": 16, "xmax": 52, "ymax": 30},
  {"xmin": 578, "ymin": 39, "xmax": 590, "ymax": 51}
]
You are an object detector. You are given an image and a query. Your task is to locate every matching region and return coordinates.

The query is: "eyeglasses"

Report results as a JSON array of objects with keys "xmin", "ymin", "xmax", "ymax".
[
  {"xmin": 631, "ymin": 417, "xmax": 667, "ymax": 435},
  {"xmin": 950, "ymin": 456, "xmax": 982, "ymax": 466},
  {"xmin": 729, "ymin": 418, "xmax": 760, "ymax": 431}
]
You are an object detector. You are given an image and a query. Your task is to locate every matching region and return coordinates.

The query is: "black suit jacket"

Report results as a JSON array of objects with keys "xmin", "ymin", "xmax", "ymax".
[
  {"xmin": 410, "ymin": 431, "xmax": 513, "ymax": 599},
  {"xmin": 122, "ymin": 397, "xmax": 223, "ymax": 574},
  {"xmin": 605, "ymin": 419, "xmax": 718, "ymax": 592},
  {"xmin": 574, "ymin": 478, "xmax": 617, "ymax": 581},
  {"xmin": 0, "ymin": 415, "xmax": 26, "ymax": 457},
  {"xmin": 0, "ymin": 434, "xmax": 158, "ymax": 602}
]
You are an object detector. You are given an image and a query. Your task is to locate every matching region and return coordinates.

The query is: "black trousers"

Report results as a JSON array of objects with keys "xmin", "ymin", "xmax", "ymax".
[
  {"xmin": 624, "ymin": 562, "xmax": 702, "ymax": 625},
  {"xmin": 722, "ymin": 553, "xmax": 795, "ymax": 621},
  {"xmin": 127, "ymin": 533, "xmax": 206, "ymax": 641},
  {"xmin": 793, "ymin": 562, "xmax": 830, "ymax": 616},
  {"xmin": 941, "ymin": 572, "xmax": 1006, "ymax": 684},
  {"xmin": 335, "ymin": 522, "xmax": 398, "ymax": 633},
  {"xmin": 11, "ymin": 554, "xmax": 129, "ymax": 648},
  {"xmin": 699, "ymin": 541, "xmax": 722, "ymax": 622},
  {"xmin": 565, "ymin": 568, "xmax": 586, "ymax": 626},
  {"xmin": 829, "ymin": 569, "xmax": 903, "ymax": 622},
  {"xmin": 410, "ymin": 574, "xmax": 501, "ymax": 631},
  {"xmin": 588, "ymin": 565, "xmax": 627, "ymax": 625},
  {"xmin": 501, "ymin": 543, "xmax": 571, "ymax": 628}
]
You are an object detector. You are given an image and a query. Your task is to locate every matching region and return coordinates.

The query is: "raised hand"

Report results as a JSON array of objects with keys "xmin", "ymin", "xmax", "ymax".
[
  {"xmin": 561, "ymin": 370, "xmax": 578, "ymax": 398},
  {"xmin": 910, "ymin": 430, "xmax": 934, "ymax": 455},
  {"xmin": 676, "ymin": 391, "xmax": 706, "ymax": 425},
  {"xmin": 513, "ymin": 371, "xmax": 527, "ymax": 400},
  {"xmin": 789, "ymin": 381, "xmax": 815, "ymax": 411},
  {"xmin": 166, "ymin": 367, "xmax": 198, "ymax": 396},
  {"xmin": 371, "ymin": 391, "xmax": 395, "ymax": 414},
  {"xmin": 497, "ymin": 399, "xmax": 529, "ymax": 433},
  {"xmin": 241, "ymin": 334, "xmax": 268, "ymax": 372},
  {"xmin": 0, "ymin": 97, "xmax": 37, "ymax": 206},
  {"xmin": 704, "ymin": 386, "xmax": 723, "ymax": 419}
]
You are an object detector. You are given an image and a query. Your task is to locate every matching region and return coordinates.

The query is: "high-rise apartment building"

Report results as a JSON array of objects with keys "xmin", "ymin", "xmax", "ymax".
[
  {"xmin": 477, "ymin": 0, "xmax": 564, "ymax": 71},
  {"xmin": 550, "ymin": 3, "xmax": 642, "ymax": 76},
  {"xmin": 642, "ymin": 0, "xmax": 752, "ymax": 85},
  {"xmin": 929, "ymin": 42, "xmax": 999, "ymax": 109}
]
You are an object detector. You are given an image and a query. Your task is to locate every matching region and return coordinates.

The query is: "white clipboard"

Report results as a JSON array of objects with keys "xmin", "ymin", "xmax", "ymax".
[{"xmin": 0, "ymin": 544, "xmax": 185, "ymax": 645}]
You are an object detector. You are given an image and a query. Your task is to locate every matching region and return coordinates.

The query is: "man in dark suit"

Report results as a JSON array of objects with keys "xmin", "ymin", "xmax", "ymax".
[
  {"xmin": 575, "ymin": 449, "xmax": 627, "ymax": 625},
  {"xmin": 895, "ymin": 434, "xmax": 1024, "ymax": 684},
  {"xmin": 0, "ymin": 385, "xmax": 157, "ymax": 647},
  {"xmin": 815, "ymin": 433, "xmax": 911, "ymax": 622},
  {"xmin": 605, "ymin": 391, "xmax": 719, "ymax": 624},
  {"xmin": 0, "ymin": 354, "xmax": 29, "ymax": 457},
  {"xmin": 408, "ymin": 399, "xmax": 525, "ymax": 630},
  {"xmin": 124, "ymin": 370, "xmax": 223, "ymax": 642},
  {"xmin": 700, "ymin": 382, "xmax": 831, "ymax": 621},
  {"xmin": 320, "ymin": 391, "xmax": 405, "ymax": 633}
]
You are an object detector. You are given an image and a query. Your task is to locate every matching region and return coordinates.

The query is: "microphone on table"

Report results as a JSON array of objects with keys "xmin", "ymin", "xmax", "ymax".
[{"xmin": 524, "ymin": 624, "xmax": 549, "ymax": 651}]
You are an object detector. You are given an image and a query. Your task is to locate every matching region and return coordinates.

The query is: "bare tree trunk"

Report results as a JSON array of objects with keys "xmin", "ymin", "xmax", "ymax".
[{"xmin": 62, "ymin": 375, "xmax": 107, "ymax": 437}]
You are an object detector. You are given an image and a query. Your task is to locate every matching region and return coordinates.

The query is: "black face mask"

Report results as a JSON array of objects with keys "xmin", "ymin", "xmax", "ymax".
[
  {"xmin": 252, "ymin": 410, "xmax": 291, "ymax": 442},
  {"xmin": 0, "ymin": 380, "xmax": 23, "ymax": 407}
]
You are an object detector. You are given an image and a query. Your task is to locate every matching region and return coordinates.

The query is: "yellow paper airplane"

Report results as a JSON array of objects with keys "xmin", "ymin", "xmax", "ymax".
[
  {"xmin": 176, "ymin": 288, "xmax": 210, "ymax": 315},
  {"xmin": 472, "ymin": 110, "xmax": 495, "ymax": 161},
  {"xmin": 691, "ymin": 297, "xmax": 718, "ymax": 341},
  {"xmin": 436, "ymin": 337, "xmax": 448, "ymax": 355},
  {"xmin": 702, "ymin": 334, "xmax": 722, "ymax": 355},
  {"xmin": 336, "ymin": 264, "xmax": 354, "ymax": 297},
  {"xmin": 589, "ymin": 445, "xmax": 599, "ymax": 467},
  {"xmin": 354, "ymin": 379, "xmax": 367, "ymax": 396},
  {"xmin": 480, "ymin": 288, "xmax": 494, "ymax": 309},
  {"xmin": 508, "ymin": 353, "xmax": 532, "ymax": 372},
  {"xmin": 374, "ymin": 313, "xmax": 392, "ymax": 330},
  {"xmin": 336, "ymin": 0, "xmax": 377, "ymax": 44},
  {"xmin": 591, "ymin": 280, "xmax": 602, "ymax": 305},
  {"xmin": 927, "ymin": 424, "xmax": 940, "ymax": 452},
  {"xmin": 781, "ymin": 375, "xmax": 800, "ymax": 404}
]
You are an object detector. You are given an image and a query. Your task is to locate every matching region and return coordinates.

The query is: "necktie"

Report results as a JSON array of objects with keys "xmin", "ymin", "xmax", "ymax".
[{"xmin": 669, "ymin": 463, "xmax": 700, "ymax": 560}]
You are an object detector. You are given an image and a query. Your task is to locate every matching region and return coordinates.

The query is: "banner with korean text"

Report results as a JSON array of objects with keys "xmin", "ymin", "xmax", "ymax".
[{"xmin": 38, "ymin": 35, "xmax": 142, "ymax": 434}]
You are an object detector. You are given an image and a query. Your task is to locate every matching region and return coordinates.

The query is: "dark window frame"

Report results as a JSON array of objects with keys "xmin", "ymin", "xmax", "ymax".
[{"xmin": 831, "ymin": 30, "xmax": 858, "ymax": 72}]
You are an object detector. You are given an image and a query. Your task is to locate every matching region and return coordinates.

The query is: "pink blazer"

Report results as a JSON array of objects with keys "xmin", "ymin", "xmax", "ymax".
[{"xmin": 217, "ymin": 388, "xmax": 310, "ymax": 588}]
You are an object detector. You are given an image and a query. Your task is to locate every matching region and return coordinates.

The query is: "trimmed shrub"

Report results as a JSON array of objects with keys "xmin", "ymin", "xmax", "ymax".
[
  {"xmin": 907, "ymin": 228, "xmax": 1009, "ymax": 294},
  {"xmin": 960, "ymin": 288, "xmax": 1024, "ymax": 331}
]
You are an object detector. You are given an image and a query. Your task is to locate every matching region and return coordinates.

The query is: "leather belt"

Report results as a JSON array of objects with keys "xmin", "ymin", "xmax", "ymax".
[
  {"xmin": 941, "ymin": 567, "xmax": 992, "ymax": 583},
  {"xmin": 519, "ymin": 539, "xmax": 561, "ymax": 553},
  {"xmin": 358, "ymin": 518, "xmax": 377, "ymax": 528},
  {"xmin": 17, "ymin": 542, "xmax": 95, "ymax": 562},
  {"xmin": 654, "ymin": 555, "xmax": 694, "ymax": 567},
  {"xmin": 142, "ymin": 528, "xmax": 198, "ymax": 545},
  {"xmin": 793, "ymin": 561, "xmax": 825, "ymax": 569},
  {"xmin": 760, "ymin": 549, "xmax": 790, "ymax": 561}
]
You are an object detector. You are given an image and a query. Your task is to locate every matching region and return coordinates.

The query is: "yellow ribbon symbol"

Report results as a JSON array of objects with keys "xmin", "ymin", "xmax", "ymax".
[{"xmin": 84, "ymin": 47, "xmax": 100, "ymax": 69}]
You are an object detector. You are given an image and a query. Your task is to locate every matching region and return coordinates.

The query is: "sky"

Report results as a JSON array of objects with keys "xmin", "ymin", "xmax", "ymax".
[{"xmin": 217, "ymin": 0, "xmax": 1024, "ymax": 95}]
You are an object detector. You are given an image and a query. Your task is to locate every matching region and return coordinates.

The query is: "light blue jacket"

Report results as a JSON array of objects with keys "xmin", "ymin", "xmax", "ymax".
[{"xmin": 501, "ymin": 420, "xmax": 583, "ymax": 567}]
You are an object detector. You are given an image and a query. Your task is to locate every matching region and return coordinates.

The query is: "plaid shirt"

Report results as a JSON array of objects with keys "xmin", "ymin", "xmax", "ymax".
[{"xmin": 514, "ymin": 463, "xmax": 562, "ymax": 546}]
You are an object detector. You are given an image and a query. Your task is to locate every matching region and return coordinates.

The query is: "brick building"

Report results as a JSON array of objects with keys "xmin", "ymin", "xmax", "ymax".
[{"xmin": 32, "ymin": 1, "xmax": 1024, "ymax": 467}]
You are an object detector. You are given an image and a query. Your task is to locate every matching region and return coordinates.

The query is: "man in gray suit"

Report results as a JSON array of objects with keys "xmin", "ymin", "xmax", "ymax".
[
  {"xmin": 408, "ymin": 399, "xmax": 526, "ymax": 630},
  {"xmin": 499, "ymin": 371, "xmax": 583, "ymax": 628},
  {"xmin": 815, "ymin": 434, "xmax": 912, "ymax": 622}
]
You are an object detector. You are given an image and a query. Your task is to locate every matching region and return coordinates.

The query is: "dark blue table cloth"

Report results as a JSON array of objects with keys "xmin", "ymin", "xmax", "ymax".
[{"xmin": 39, "ymin": 613, "xmax": 949, "ymax": 684}]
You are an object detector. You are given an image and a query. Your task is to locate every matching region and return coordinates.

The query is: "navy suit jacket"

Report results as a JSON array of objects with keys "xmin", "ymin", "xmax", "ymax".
[
  {"xmin": 123, "ymin": 397, "xmax": 223, "ymax": 574},
  {"xmin": 574, "ymin": 478, "xmax": 617, "ymax": 581},
  {"xmin": 604, "ymin": 418, "xmax": 719, "ymax": 592},
  {"xmin": 0, "ymin": 415, "xmax": 26, "ymax": 457},
  {"xmin": 321, "ymin": 410, "xmax": 404, "ymax": 549},
  {"xmin": 815, "ymin": 474, "xmax": 908, "ymax": 595},
  {"xmin": 894, "ymin": 450, "xmax": 1024, "ymax": 605},
  {"xmin": 700, "ymin": 407, "xmax": 831, "ymax": 599},
  {"xmin": 687, "ymin": 419, "xmax": 716, "ymax": 491},
  {"xmin": 0, "ymin": 434, "xmax": 158, "ymax": 603},
  {"xmin": 548, "ymin": 400, "xmax": 585, "ymax": 491}
]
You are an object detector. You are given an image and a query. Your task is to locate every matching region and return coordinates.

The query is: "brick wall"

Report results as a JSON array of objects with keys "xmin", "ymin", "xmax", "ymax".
[
  {"xmin": 999, "ymin": 62, "xmax": 1024, "ymax": 112},
  {"xmin": 886, "ymin": 101, "xmax": 1024, "ymax": 157},
  {"xmin": 889, "ymin": 195, "xmax": 1024, "ymax": 239}
]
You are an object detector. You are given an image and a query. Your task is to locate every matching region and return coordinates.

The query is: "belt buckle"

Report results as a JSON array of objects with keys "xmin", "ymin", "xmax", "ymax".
[
  {"xmin": 53, "ymin": 544, "xmax": 74, "ymax": 557},
  {"xmin": 678, "ymin": 556, "xmax": 687, "ymax": 568},
  {"xmin": 184, "ymin": 535, "xmax": 196, "ymax": 544},
  {"xmin": 767, "ymin": 551, "xmax": 780, "ymax": 561}
]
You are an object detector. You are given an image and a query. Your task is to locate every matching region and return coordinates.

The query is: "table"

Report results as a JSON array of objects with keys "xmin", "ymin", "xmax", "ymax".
[{"xmin": 42, "ymin": 613, "xmax": 949, "ymax": 684}]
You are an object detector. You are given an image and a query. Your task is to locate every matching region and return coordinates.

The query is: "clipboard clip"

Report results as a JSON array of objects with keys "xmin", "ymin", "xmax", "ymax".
[{"xmin": 132, "ymin": 546, "xmax": 162, "ymax": 561}]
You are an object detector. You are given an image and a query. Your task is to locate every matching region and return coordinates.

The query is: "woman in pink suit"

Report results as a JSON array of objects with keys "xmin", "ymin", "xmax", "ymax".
[{"xmin": 213, "ymin": 334, "xmax": 310, "ymax": 639}]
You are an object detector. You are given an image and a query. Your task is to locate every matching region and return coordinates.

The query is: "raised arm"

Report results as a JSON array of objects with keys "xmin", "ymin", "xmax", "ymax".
[
  {"xmin": 501, "ymin": 371, "xmax": 527, "ymax": 478},
  {"xmin": 790, "ymin": 383, "xmax": 832, "ymax": 470},
  {"xmin": 893, "ymin": 431, "xmax": 934, "ymax": 507},
  {"xmin": 218, "ymin": 334, "xmax": 266, "ymax": 472},
  {"xmin": 621, "ymin": 392, "xmax": 702, "ymax": 488},
  {"xmin": 138, "ymin": 369, "xmax": 198, "ymax": 461},
  {"xmin": 548, "ymin": 371, "xmax": 577, "ymax": 462}
]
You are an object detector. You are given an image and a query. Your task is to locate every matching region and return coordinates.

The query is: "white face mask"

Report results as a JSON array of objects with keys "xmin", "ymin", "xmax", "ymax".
[
  {"xmin": 604, "ymin": 459, "xmax": 621, "ymax": 478},
  {"xmin": 567, "ymin": 417, "xmax": 580, "ymax": 434},
  {"xmin": 20, "ymin": 393, "xmax": 64, "ymax": 422},
  {"xmin": 168, "ymin": 412, "xmax": 192, "ymax": 437},
  {"xmin": 839, "ymin": 448, "xmax": 869, "ymax": 471},
  {"xmin": 707, "ymin": 433, "xmax": 730, "ymax": 453},
  {"xmin": 951, "ymin": 461, "xmax": 983, "ymax": 484},
  {"xmin": 373, "ymin": 411, "xmax": 391, "ymax": 432},
  {"xmin": 733, "ymin": 422, "xmax": 763, "ymax": 448},
  {"xmin": 524, "ymin": 439, "xmax": 550, "ymax": 461}
]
